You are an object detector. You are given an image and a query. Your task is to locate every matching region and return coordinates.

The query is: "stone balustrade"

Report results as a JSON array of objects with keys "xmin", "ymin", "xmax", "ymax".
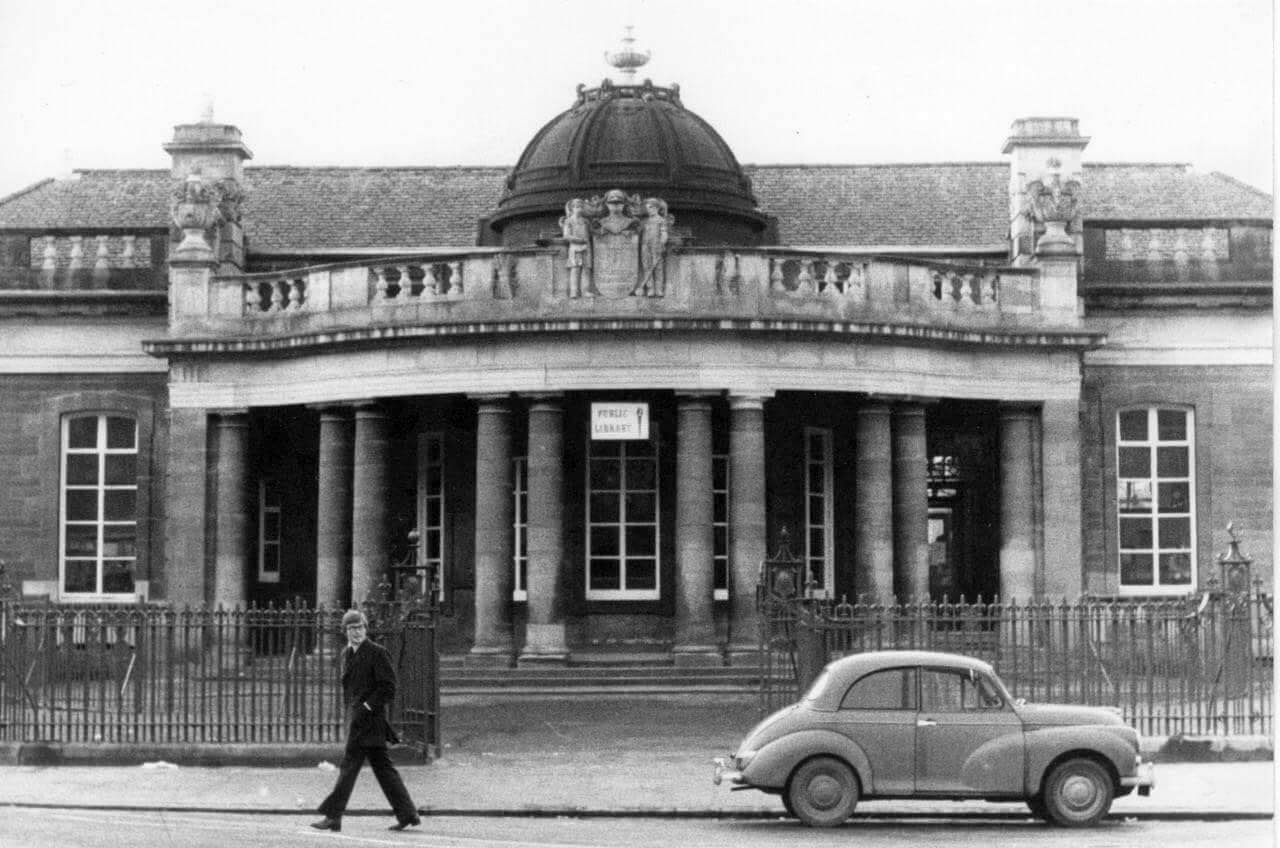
[{"xmin": 170, "ymin": 247, "xmax": 1074, "ymax": 340}]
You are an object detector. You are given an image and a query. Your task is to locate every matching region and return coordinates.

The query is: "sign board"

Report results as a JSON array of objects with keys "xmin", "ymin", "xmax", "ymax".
[{"xmin": 590, "ymin": 402, "xmax": 650, "ymax": 440}]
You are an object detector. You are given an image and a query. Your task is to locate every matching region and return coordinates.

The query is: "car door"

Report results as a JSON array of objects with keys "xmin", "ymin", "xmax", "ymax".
[
  {"xmin": 914, "ymin": 666, "xmax": 1024, "ymax": 795},
  {"xmin": 832, "ymin": 666, "xmax": 917, "ymax": 795}
]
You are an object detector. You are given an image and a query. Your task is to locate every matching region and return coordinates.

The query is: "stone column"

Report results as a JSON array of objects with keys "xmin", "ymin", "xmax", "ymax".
[
  {"xmin": 351, "ymin": 402, "xmax": 391, "ymax": 605},
  {"xmin": 999, "ymin": 404, "xmax": 1038, "ymax": 600},
  {"xmin": 854, "ymin": 402, "xmax": 894, "ymax": 600},
  {"xmin": 164, "ymin": 408, "xmax": 210, "ymax": 607},
  {"xmin": 892, "ymin": 403, "xmax": 930, "ymax": 600},
  {"xmin": 212, "ymin": 410, "xmax": 250, "ymax": 607},
  {"xmin": 1040, "ymin": 398, "xmax": 1083, "ymax": 598},
  {"xmin": 521, "ymin": 394, "xmax": 568, "ymax": 664},
  {"xmin": 470, "ymin": 395, "xmax": 515, "ymax": 667},
  {"xmin": 726, "ymin": 394, "xmax": 768, "ymax": 664},
  {"xmin": 314, "ymin": 406, "xmax": 353, "ymax": 608},
  {"xmin": 673, "ymin": 393, "xmax": 720, "ymax": 666}
]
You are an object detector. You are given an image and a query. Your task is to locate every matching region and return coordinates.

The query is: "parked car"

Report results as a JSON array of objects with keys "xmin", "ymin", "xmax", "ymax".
[{"xmin": 714, "ymin": 650, "xmax": 1154, "ymax": 827}]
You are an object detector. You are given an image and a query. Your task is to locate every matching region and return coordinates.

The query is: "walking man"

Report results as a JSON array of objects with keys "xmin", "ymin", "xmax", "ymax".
[{"xmin": 312, "ymin": 609, "xmax": 422, "ymax": 832}]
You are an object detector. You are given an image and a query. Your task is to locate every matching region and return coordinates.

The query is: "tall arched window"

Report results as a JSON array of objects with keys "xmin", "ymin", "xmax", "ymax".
[
  {"xmin": 60, "ymin": 413, "xmax": 138, "ymax": 598},
  {"xmin": 1116, "ymin": 407, "xmax": 1195, "ymax": 594}
]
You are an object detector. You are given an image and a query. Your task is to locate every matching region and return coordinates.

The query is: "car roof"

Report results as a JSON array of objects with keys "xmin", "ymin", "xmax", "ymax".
[{"xmin": 825, "ymin": 650, "xmax": 995, "ymax": 678}]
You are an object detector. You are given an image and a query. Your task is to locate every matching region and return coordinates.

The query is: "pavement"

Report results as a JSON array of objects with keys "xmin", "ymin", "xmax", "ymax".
[{"xmin": 0, "ymin": 693, "xmax": 1273, "ymax": 820}]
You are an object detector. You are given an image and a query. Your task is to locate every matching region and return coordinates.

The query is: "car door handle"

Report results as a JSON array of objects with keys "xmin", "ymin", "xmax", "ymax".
[{"xmin": 916, "ymin": 718, "xmax": 937, "ymax": 727}]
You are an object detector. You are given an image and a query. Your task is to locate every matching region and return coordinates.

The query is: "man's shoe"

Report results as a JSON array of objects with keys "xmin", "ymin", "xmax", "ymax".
[
  {"xmin": 388, "ymin": 817, "xmax": 421, "ymax": 831},
  {"xmin": 311, "ymin": 817, "xmax": 341, "ymax": 831}
]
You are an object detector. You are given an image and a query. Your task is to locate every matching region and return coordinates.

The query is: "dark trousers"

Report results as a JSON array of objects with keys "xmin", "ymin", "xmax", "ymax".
[{"xmin": 318, "ymin": 742, "xmax": 418, "ymax": 823}]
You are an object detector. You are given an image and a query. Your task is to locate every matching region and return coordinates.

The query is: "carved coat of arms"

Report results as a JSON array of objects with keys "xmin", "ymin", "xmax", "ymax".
[{"xmin": 558, "ymin": 189, "xmax": 674, "ymax": 298}]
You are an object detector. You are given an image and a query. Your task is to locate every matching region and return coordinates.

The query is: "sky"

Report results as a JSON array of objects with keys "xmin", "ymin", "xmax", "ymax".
[{"xmin": 0, "ymin": 0, "xmax": 1273, "ymax": 199}]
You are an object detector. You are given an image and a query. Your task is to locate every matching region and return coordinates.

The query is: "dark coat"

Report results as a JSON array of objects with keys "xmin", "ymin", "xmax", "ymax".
[{"xmin": 341, "ymin": 639, "xmax": 400, "ymax": 748}]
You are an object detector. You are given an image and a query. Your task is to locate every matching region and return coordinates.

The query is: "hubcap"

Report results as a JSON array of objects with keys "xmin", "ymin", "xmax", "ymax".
[
  {"xmin": 1061, "ymin": 774, "xmax": 1099, "ymax": 810},
  {"xmin": 807, "ymin": 774, "xmax": 843, "ymax": 810}
]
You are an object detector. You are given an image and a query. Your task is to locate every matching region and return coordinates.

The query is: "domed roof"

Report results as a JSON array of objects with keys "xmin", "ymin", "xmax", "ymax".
[{"xmin": 487, "ymin": 78, "xmax": 767, "ymax": 242}]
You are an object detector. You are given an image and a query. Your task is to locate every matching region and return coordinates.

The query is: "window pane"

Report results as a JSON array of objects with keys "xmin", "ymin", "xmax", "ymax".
[
  {"xmin": 809, "ymin": 527, "xmax": 825, "ymax": 556},
  {"xmin": 807, "ymin": 431, "xmax": 823, "ymax": 459},
  {"xmin": 714, "ymin": 559, "xmax": 727, "ymax": 591},
  {"xmin": 590, "ymin": 559, "xmax": 620, "ymax": 590},
  {"xmin": 1156, "ymin": 447, "xmax": 1188, "ymax": 478},
  {"xmin": 920, "ymin": 670, "xmax": 965, "ymax": 711},
  {"xmin": 64, "ymin": 560, "xmax": 97, "ymax": 593},
  {"xmin": 1119, "ymin": 517, "xmax": 1153, "ymax": 549},
  {"xmin": 590, "ymin": 526, "xmax": 619, "ymax": 557},
  {"xmin": 262, "ymin": 546, "xmax": 280, "ymax": 575},
  {"xmin": 1156, "ymin": 410, "xmax": 1187, "ymax": 441},
  {"xmin": 626, "ymin": 459, "xmax": 655, "ymax": 490},
  {"xmin": 106, "ymin": 417, "xmax": 136, "ymax": 449},
  {"xmin": 713, "ymin": 525, "xmax": 727, "ymax": 557},
  {"xmin": 66, "ymin": 490, "xmax": 98, "ymax": 521},
  {"xmin": 102, "ymin": 525, "xmax": 136, "ymax": 557},
  {"xmin": 1121, "ymin": 553, "xmax": 1153, "ymax": 585},
  {"xmin": 591, "ymin": 440, "xmax": 621, "ymax": 458},
  {"xmin": 626, "ymin": 558, "xmax": 656, "ymax": 590},
  {"xmin": 1159, "ymin": 553, "xmax": 1192, "ymax": 585},
  {"xmin": 1117, "ymin": 480, "xmax": 1152, "ymax": 513},
  {"xmin": 1157, "ymin": 482, "xmax": 1190, "ymax": 514},
  {"xmin": 808, "ymin": 494, "xmax": 825, "ymax": 519},
  {"xmin": 1119, "ymin": 410, "xmax": 1148, "ymax": 441},
  {"xmin": 1158, "ymin": 517, "xmax": 1191, "ymax": 549},
  {"xmin": 1118, "ymin": 447, "xmax": 1150, "ymax": 478},
  {"xmin": 103, "ymin": 489, "xmax": 136, "ymax": 521},
  {"xmin": 590, "ymin": 459, "xmax": 620, "ymax": 489},
  {"xmin": 264, "ymin": 512, "xmax": 281, "ymax": 540},
  {"xmin": 68, "ymin": 417, "xmax": 99, "ymax": 448},
  {"xmin": 425, "ymin": 465, "xmax": 442, "ymax": 492},
  {"xmin": 104, "ymin": 454, "xmax": 136, "ymax": 486},
  {"xmin": 712, "ymin": 459, "xmax": 727, "ymax": 489},
  {"xmin": 713, "ymin": 493, "xmax": 727, "ymax": 524},
  {"xmin": 65, "ymin": 525, "xmax": 98, "ymax": 556},
  {"xmin": 102, "ymin": 561, "xmax": 135, "ymax": 593},
  {"xmin": 590, "ymin": 492, "xmax": 619, "ymax": 523},
  {"xmin": 66, "ymin": 454, "xmax": 98, "ymax": 485},
  {"xmin": 841, "ymin": 669, "xmax": 914, "ymax": 710},
  {"xmin": 625, "ymin": 525, "xmax": 655, "ymax": 556},
  {"xmin": 625, "ymin": 491, "xmax": 656, "ymax": 523},
  {"xmin": 628, "ymin": 439, "xmax": 655, "ymax": 457}
]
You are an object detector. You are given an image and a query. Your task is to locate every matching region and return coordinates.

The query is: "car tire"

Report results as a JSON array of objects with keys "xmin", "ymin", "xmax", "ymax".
[
  {"xmin": 1042, "ymin": 758, "xmax": 1114, "ymax": 827},
  {"xmin": 781, "ymin": 793, "xmax": 797, "ymax": 818},
  {"xmin": 1026, "ymin": 793, "xmax": 1049, "ymax": 821},
  {"xmin": 786, "ymin": 756, "xmax": 859, "ymax": 828}
]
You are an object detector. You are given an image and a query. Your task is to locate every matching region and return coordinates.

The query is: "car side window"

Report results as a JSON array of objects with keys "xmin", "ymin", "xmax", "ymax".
[
  {"xmin": 920, "ymin": 668, "xmax": 1004, "ymax": 712},
  {"xmin": 839, "ymin": 667, "xmax": 917, "ymax": 710}
]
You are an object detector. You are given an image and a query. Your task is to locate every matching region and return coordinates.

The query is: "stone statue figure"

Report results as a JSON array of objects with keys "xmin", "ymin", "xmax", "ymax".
[
  {"xmin": 587, "ymin": 189, "xmax": 642, "ymax": 298},
  {"xmin": 634, "ymin": 197, "xmax": 673, "ymax": 297},
  {"xmin": 559, "ymin": 198, "xmax": 592, "ymax": 298},
  {"xmin": 596, "ymin": 189, "xmax": 639, "ymax": 236}
]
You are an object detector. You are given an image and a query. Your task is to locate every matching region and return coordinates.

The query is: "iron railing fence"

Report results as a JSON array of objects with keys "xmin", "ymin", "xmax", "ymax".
[
  {"xmin": 0, "ymin": 602, "xmax": 438, "ymax": 754},
  {"xmin": 760, "ymin": 592, "xmax": 1273, "ymax": 738}
]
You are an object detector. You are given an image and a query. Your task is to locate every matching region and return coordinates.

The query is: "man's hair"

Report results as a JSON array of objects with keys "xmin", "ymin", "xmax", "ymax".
[{"xmin": 341, "ymin": 609, "xmax": 367, "ymax": 628}]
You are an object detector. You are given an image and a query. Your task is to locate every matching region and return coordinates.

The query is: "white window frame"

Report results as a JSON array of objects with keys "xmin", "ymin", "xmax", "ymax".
[
  {"xmin": 1116, "ymin": 407, "xmax": 1196, "ymax": 596},
  {"xmin": 417, "ymin": 432, "xmax": 446, "ymax": 600},
  {"xmin": 257, "ymin": 477, "xmax": 281, "ymax": 583},
  {"xmin": 513, "ymin": 455, "xmax": 528, "ymax": 601},
  {"xmin": 59, "ymin": 413, "xmax": 139, "ymax": 601},
  {"xmin": 804, "ymin": 427, "xmax": 835, "ymax": 597},
  {"xmin": 713, "ymin": 452, "xmax": 730, "ymax": 601},
  {"xmin": 585, "ymin": 436, "xmax": 661, "ymax": 601}
]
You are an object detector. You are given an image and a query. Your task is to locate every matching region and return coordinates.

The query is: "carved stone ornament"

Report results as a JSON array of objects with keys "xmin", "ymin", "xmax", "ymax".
[
  {"xmin": 557, "ymin": 189, "xmax": 675, "ymax": 299},
  {"xmin": 170, "ymin": 173, "xmax": 223, "ymax": 258}
]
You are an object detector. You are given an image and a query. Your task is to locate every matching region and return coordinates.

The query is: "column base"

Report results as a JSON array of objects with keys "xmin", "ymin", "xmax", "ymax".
[
  {"xmin": 724, "ymin": 644, "xmax": 762, "ymax": 667},
  {"xmin": 465, "ymin": 646, "xmax": 516, "ymax": 669},
  {"xmin": 671, "ymin": 645, "xmax": 724, "ymax": 667},
  {"xmin": 518, "ymin": 623, "xmax": 569, "ymax": 666}
]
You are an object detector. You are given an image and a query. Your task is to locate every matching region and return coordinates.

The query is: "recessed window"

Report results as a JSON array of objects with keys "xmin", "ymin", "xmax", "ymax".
[
  {"xmin": 257, "ymin": 478, "xmax": 281, "ymax": 584},
  {"xmin": 804, "ymin": 427, "xmax": 834, "ymax": 596},
  {"xmin": 586, "ymin": 437, "xmax": 660, "ymax": 600},
  {"xmin": 713, "ymin": 453, "xmax": 729, "ymax": 600},
  {"xmin": 61, "ymin": 414, "xmax": 138, "ymax": 597},
  {"xmin": 513, "ymin": 456, "xmax": 528, "ymax": 601},
  {"xmin": 1117, "ymin": 408, "xmax": 1195, "ymax": 593},
  {"xmin": 417, "ymin": 432, "xmax": 445, "ymax": 598}
]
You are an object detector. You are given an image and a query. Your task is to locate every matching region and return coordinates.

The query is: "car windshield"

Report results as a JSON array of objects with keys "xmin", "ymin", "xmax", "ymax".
[{"xmin": 803, "ymin": 670, "xmax": 830, "ymax": 702}]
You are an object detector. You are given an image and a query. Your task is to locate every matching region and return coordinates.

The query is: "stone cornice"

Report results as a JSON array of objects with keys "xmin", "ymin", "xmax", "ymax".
[{"xmin": 144, "ymin": 316, "xmax": 1105, "ymax": 358}]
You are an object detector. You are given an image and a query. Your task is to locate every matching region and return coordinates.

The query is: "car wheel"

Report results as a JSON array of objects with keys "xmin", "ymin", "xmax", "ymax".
[
  {"xmin": 781, "ymin": 792, "xmax": 797, "ymax": 818},
  {"xmin": 786, "ymin": 756, "xmax": 859, "ymax": 828},
  {"xmin": 1042, "ymin": 758, "xmax": 1114, "ymax": 827}
]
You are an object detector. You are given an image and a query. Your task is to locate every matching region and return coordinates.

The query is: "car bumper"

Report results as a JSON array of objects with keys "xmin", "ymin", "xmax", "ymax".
[
  {"xmin": 1120, "ymin": 760, "xmax": 1156, "ymax": 796},
  {"xmin": 712, "ymin": 756, "xmax": 745, "ymax": 787}
]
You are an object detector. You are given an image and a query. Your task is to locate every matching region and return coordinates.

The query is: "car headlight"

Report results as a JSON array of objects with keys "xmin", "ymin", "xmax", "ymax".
[{"xmin": 736, "ymin": 749, "xmax": 757, "ymax": 769}]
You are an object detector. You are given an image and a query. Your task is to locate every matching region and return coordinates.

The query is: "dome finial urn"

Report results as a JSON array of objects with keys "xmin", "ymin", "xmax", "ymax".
[{"xmin": 604, "ymin": 25, "xmax": 650, "ymax": 84}]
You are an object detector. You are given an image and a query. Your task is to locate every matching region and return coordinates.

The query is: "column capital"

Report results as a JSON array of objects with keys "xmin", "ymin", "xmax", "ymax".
[
  {"xmin": 855, "ymin": 400, "xmax": 893, "ymax": 416},
  {"xmin": 468, "ymin": 392, "xmax": 513, "ymax": 404},
  {"xmin": 524, "ymin": 392, "xmax": 565, "ymax": 413},
  {"xmin": 352, "ymin": 400, "xmax": 390, "ymax": 420},
  {"xmin": 212, "ymin": 408, "xmax": 249, "ymax": 425},
  {"xmin": 306, "ymin": 402, "xmax": 353, "ymax": 419},
  {"xmin": 727, "ymin": 392, "xmax": 772, "ymax": 412},
  {"xmin": 676, "ymin": 390, "xmax": 718, "ymax": 409},
  {"xmin": 999, "ymin": 402, "xmax": 1040, "ymax": 421}
]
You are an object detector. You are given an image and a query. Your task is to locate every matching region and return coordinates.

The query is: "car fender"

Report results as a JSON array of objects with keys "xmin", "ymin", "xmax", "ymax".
[
  {"xmin": 1024, "ymin": 726, "xmax": 1133, "ymax": 792},
  {"xmin": 742, "ymin": 729, "xmax": 873, "ymax": 793}
]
